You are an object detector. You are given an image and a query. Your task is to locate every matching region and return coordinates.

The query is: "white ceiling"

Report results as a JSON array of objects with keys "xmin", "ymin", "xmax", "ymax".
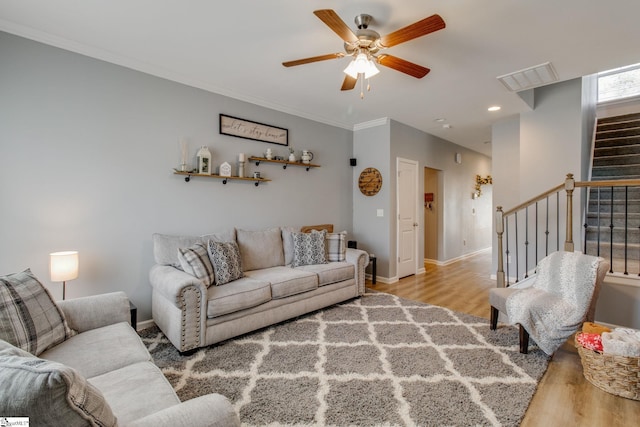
[{"xmin": 2, "ymin": 0, "xmax": 640, "ymax": 157}]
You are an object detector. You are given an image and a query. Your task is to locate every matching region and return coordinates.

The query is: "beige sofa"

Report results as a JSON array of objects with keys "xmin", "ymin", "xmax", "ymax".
[
  {"xmin": 0, "ymin": 291, "xmax": 240, "ymax": 426},
  {"xmin": 150, "ymin": 226, "xmax": 369, "ymax": 352}
]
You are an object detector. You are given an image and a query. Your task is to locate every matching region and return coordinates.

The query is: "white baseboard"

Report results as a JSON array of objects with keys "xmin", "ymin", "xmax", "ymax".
[
  {"xmin": 136, "ymin": 319, "xmax": 155, "ymax": 332},
  {"xmin": 424, "ymin": 247, "xmax": 491, "ymax": 266}
]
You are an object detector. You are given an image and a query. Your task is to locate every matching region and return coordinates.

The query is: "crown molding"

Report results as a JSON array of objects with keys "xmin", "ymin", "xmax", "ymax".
[{"xmin": 353, "ymin": 117, "xmax": 390, "ymax": 130}]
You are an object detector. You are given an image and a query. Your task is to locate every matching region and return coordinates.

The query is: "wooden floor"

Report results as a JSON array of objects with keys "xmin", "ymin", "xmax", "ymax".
[{"xmin": 368, "ymin": 250, "xmax": 640, "ymax": 427}]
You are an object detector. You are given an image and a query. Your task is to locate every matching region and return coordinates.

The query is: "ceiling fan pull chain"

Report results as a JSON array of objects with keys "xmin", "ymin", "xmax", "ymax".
[
  {"xmin": 367, "ymin": 78, "xmax": 371, "ymax": 92},
  {"xmin": 360, "ymin": 76, "xmax": 365, "ymax": 99}
]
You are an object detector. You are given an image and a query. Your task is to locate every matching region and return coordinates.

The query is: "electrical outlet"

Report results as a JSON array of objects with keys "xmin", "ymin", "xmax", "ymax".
[{"xmin": 377, "ymin": 209, "xmax": 384, "ymax": 217}]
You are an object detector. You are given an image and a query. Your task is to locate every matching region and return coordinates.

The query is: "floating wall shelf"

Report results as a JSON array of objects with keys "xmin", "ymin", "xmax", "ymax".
[
  {"xmin": 249, "ymin": 156, "xmax": 320, "ymax": 171},
  {"xmin": 173, "ymin": 171, "xmax": 270, "ymax": 186}
]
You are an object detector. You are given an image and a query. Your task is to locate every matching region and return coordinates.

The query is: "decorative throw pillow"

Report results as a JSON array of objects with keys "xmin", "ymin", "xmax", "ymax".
[
  {"xmin": 325, "ymin": 231, "xmax": 347, "ymax": 262},
  {"xmin": 292, "ymin": 230, "xmax": 328, "ymax": 267},
  {"xmin": 208, "ymin": 241, "xmax": 244, "ymax": 285},
  {"xmin": 0, "ymin": 269, "xmax": 76, "ymax": 356},
  {"xmin": 0, "ymin": 340, "xmax": 117, "ymax": 427},
  {"xmin": 178, "ymin": 243, "xmax": 215, "ymax": 287}
]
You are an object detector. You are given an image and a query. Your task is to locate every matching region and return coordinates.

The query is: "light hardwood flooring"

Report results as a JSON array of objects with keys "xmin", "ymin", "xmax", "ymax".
[{"xmin": 368, "ymin": 250, "xmax": 640, "ymax": 426}]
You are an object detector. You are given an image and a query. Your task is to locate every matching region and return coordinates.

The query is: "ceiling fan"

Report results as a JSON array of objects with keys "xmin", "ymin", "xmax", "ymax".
[{"xmin": 283, "ymin": 9, "xmax": 446, "ymax": 96}]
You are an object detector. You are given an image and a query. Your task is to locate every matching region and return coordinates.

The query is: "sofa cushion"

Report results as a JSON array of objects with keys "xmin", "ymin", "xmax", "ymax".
[
  {"xmin": 0, "ymin": 339, "xmax": 117, "ymax": 427},
  {"xmin": 237, "ymin": 227, "xmax": 285, "ymax": 271},
  {"xmin": 207, "ymin": 277, "xmax": 271, "ymax": 318},
  {"xmin": 88, "ymin": 361, "xmax": 179, "ymax": 425},
  {"xmin": 295, "ymin": 262, "xmax": 354, "ymax": 287},
  {"xmin": 153, "ymin": 233, "xmax": 202, "ymax": 267},
  {"xmin": 325, "ymin": 231, "xmax": 347, "ymax": 262},
  {"xmin": 292, "ymin": 230, "xmax": 328, "ymax": 267},
  {"xmin": 208, "ymin": 241, "xmax": 244, "ymax": 285},
  {"xmin": 245, "ymin": 267, "xmax": 318, "ymax": 299},
  {"xmin": 177, "ymin": 242, "xmax": 215, "ymax": 287},
  {"xmin": 41, "ymin": 322, "xmax": 150, "ymax": 379},
  {"xmin": 0, "ymin": 269, "xmax": 75, "ymax": 356}
]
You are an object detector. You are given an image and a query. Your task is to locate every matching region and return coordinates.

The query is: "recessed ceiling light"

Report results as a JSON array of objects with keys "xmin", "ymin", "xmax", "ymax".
[
  {"xmin": 488, "ymin": 106, "xmax": 501, "ymax": 112},
  {"xmin": 434, "ymin": 118, "xmax": 446, "ymax": 122}
]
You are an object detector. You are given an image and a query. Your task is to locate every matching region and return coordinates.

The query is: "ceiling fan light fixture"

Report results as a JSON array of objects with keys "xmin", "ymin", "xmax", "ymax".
[
  {"xmin": 343, "ymin": 60, "xmax": 359, "ymax": 79},
  {"xmin": 344, "ymin": 53, "xmax": 380, "ymax": 79},
  {"xmin": 364, "ymin": 60, "xmax": 380, "ymax": 79}
]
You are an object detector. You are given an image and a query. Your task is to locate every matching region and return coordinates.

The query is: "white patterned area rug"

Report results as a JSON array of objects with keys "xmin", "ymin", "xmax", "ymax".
[{"xmin": 139, "ymin": 292, "xmax": 550, "ymax": 426}]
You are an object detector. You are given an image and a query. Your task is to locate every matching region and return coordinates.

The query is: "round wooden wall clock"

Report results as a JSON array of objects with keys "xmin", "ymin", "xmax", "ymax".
[{"xmin": 358, "ymin": 167, "xmax": 383, "ymax": 196}]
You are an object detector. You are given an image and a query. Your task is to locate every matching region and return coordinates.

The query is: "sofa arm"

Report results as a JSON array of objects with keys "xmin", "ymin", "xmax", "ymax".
[
  {"xmin": 150, "ymin": 264, "xmax": 208, "ymax": 306},
  {"xmin": 57, "ymin": 292, "xmax": 130, "ymax": 333},
  {"xmin": 346, "ymin": 248, "xmax": 370, "ymax": 296},
  {"xmin": 125, "ymin": 394, "xmax": 240, "ymax": 427}
]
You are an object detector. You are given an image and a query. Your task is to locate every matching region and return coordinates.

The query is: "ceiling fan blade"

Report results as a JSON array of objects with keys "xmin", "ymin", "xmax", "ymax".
[
  {"xmin": 377, "ymin": 54, "xmax": 430, "ymax": 78},
  {"xmin": 341, "ymin": 75, "xmax": 357, "ymax": 91},
  {"xmin": 283, "ymin": 53, "xmax": 345, "ymax": 67},
  {"xmin": 379, "ymin": 14, "xmax": 445, "ymax": 48},
  {"xmin": 314, "ymin": 9, "xmax": 358, "ymax": 43}
]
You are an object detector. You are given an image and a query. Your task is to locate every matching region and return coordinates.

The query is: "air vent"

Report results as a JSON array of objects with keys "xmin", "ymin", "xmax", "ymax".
[{"xmin": 497, "ymin": 62, "xmax": 558, "ymax": 92}]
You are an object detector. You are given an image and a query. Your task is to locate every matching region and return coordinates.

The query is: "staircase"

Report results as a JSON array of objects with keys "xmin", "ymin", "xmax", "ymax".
[{"xmin": 585, "ymin": 112, "xmax": 640, "ymax": 274}]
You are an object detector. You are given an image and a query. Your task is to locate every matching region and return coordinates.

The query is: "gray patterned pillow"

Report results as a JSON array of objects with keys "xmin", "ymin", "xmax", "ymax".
[
  {"xmin": 326, "ymin": 231, "xmax": 347, "ymax": 262},
  {"xmin": 208, "ymin": 241, "xmax": 244, "ymax": 285},
  {"xmin": 0, "ymin": 340, "xmax": 117, "ymax": 427},
  {"xmin": 178, "ymin": 243, "xmax": 215, "ymax": 287},
  {"xmin": 0, "ymin": 269, "xmax": 76, "ymax": 356},
  {"xmin": 292, "ymin": 230, "xmax": 328, "ymax": 267}
]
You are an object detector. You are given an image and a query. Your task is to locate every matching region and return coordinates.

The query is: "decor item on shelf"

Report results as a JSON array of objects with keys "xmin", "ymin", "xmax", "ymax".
[
  {"xmin": 49, "ymin": 251, "xmax": 79, "ymax": 300},
  {"xmin": 220, "ymin": 114, "xmax": 288, "ymax": 146},
  {"xmin": 238, "ymin": 153, "xmax": 245, "ymax": 178},
  {"xmin": 178, "ymin": 137, "xmax": 189, "ymax": 171},
  {"xmin": 253, "ymin": 171, "xmax": 261, "ymax": 179},
  {"xmin": 301, "ymin": 150, "xmax": 314, "ymax": 164},
  {"xmin": 197, "ymin": 146, "xmax": 212, "ymax": 175},
  {"xmin": 219, "ymin": 162, "xmax": 232, "ymax": 177},
  {"xmin": 288, "ymin": 147, "xmax": 296, "ymax": 162},
  {"xmin": 265, "ymin": 148, "xmax": 273, "ymax": 160},
  {"xmin": 473, "ymin": 175, "xmax": 493, "ymax": 198}
]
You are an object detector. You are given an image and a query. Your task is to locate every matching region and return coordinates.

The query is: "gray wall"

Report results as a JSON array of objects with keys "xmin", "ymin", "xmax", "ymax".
[
  {"xmin": 0, "ymin": 32, "xmax": 354, "ymax": 322},
  {"xmin": 353, "ymin": 119, "xmax": 492, "ymax": 281}
]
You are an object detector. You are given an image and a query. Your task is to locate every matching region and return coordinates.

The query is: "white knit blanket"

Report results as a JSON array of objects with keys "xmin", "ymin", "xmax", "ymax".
[{"xmin": 506, "ymin": 251, "xmax": 601, "ymax": 355}]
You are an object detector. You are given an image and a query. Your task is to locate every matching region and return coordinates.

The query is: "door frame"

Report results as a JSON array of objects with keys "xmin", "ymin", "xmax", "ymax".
[{"xmin": 396, "ymin": 157, "xmax": 420, "ymax": 278}]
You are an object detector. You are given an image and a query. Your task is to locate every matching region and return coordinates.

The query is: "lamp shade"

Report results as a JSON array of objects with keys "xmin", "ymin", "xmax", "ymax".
[{"xmin": 50, "ymin": 251, "xmax": 79, "ymax": 282}]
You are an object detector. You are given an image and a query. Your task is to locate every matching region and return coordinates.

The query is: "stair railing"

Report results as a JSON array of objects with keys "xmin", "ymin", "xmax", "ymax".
[{"xmin": 496, "ymin": 173, "xmax": 640, "ymax": 287}]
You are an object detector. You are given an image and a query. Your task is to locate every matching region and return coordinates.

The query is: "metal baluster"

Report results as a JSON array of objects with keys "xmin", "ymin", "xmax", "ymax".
[
  {"xmin": 515, "ymin": 211, "xmax": 519, "ymax": 282},
  {"xmin": 535, "ymin": 201, "xmax": 539, "ymax": 268},
  {"xmin": 545, "ymin": 197, "xmax": 550, "ymax": 256},
  {"xmin": 609, "ymin": 186, "xmax": 614, "ymax": 273},
  {"xmin": 583, "ymin": 187, "xmax": 589, "ymax": 254},
  {"xmin": 556, "ymin": 192, "xmax": 560, "ymax": 251},
  {"xmin": 505, "ymin": 217, "xmax": 510, "ymax": 286},
  {"xmin": 597, "ymin": 187, "xmax": 601, "ymax": 256},
  {"xmin": 524, "ymin": 206, "xmax": 529, "ymax": 278},
  {"xmin": 624, "ymin": 186, "xmax": 628, "ymax": 275}
]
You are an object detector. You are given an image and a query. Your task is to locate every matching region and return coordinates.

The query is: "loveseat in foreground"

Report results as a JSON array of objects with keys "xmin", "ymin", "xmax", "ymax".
[
  {"xmin": 0, "ymin": 275, "xmax": 239, "ymax": 427},
  {"xmin": 150, "ymin": 226, "xmax": 369, "ymax": 352}
]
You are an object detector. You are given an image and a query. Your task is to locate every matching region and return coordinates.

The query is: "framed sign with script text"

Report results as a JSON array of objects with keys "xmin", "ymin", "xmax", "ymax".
[{"xmin": 219, "ymin": 114, "xmax": 288, "ymax": 146}]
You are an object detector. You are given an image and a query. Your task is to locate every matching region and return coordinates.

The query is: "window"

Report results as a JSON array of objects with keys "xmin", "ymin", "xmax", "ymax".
[{"xmin": 598, "ymin": 63, "xmax": 640, "ymax": 103}]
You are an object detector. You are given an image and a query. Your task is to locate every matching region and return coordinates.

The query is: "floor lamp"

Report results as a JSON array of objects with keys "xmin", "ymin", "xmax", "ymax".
[{"xmin": 50, "ymin": 251, "xmax": 79, "ymax": 300}]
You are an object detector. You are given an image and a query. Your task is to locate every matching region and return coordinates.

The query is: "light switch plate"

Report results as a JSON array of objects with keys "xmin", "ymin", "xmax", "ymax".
[{"xmin": 377, "ymin": 209, "xmax": 384, "ymax": 217}]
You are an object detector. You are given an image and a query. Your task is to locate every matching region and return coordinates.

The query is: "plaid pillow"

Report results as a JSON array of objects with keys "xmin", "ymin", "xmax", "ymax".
[
  {"xmin": 208, "ymin": 241, "xmax": 244, "ymax": 285},
  {"xmin": 292, "ymin": 230, "xmax": 328, "ymax": 267},
  {"xmin": 0, "ymin": 340, "xmax": 117, "ymax": 426},
  {"xmin": 177, "ymin": 243, "xmax": 215, "ymax": 287},
  {"xmin": 325, "ymin": 231, "xmax": 347, "ymax": 262},
  {"xmin": 0, "ymin": 269, "xmax": 76, "ymax": 356}
]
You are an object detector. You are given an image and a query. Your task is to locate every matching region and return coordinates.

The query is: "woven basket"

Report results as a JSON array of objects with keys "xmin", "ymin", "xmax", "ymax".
[{"xmin": 575, "ymin": 336, "xmax": 640, "ymax": 400}]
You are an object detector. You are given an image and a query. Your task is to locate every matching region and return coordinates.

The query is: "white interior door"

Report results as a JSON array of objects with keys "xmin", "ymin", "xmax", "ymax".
[{"xmin": 397, "ymin": 158, "xmax": 419, "ymax": 278}]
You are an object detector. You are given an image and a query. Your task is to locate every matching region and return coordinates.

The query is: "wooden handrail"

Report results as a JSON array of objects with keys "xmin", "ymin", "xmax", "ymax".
[
  {"xmin": 502, "ymin": 183, "xmax": 565, "ymax": 217},
  {"xmin": 575, "ymin": 179, "xmax": 640, "ymax": 188}
]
